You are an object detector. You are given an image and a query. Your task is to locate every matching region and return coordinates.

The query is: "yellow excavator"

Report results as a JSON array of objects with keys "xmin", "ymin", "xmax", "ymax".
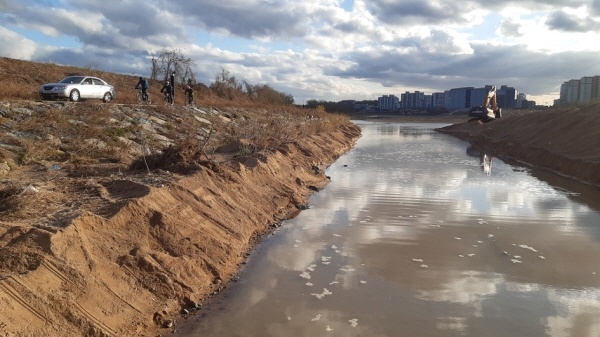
[{"xmin": 468, "ymin": 85, "xmax": 502, "ymax": 122}]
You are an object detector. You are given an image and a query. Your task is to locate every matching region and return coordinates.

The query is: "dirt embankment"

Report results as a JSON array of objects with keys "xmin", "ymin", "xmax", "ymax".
[
  {"xmin": 0, "ymin": 102, "xmax": 361, "ymax": 336},
  {"xmin": 437, "ymin": 104, "xmax": 600, "ymax": 186}
]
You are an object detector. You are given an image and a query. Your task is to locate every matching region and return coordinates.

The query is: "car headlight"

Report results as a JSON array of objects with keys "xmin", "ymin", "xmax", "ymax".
[{"xmin": 54, "ymin": 86, "xmax": 66, "ymax": 90}]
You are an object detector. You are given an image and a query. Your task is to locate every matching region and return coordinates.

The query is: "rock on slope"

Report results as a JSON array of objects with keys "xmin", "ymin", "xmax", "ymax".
[{"xmin": 438, "ymin": 104, "xmax": 600, "ymax": 186}]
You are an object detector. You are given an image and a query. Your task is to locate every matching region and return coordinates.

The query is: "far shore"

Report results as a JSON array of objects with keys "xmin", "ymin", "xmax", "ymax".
[{"xmin": 348, "ymin": 112, "xmax": 469, "ymax": 124}]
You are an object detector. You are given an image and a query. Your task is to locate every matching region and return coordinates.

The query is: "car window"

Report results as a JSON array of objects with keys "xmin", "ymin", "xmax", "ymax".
[
  {"xmin": 60, "ymin": 76, "xmax": 85, "ymax": 84},
  {"xmin": 92, "ymin": 78, "xmax": 105, "ymax": 85},
  {"xmin": 83, "ymin": 78, "xmax": 93, "ymax": 85}
]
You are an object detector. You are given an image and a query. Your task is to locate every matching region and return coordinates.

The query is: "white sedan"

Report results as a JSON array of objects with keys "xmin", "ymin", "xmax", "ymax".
[{"xmin": 39, "ymin": 76, "xmax": 116, "ymax": 102}]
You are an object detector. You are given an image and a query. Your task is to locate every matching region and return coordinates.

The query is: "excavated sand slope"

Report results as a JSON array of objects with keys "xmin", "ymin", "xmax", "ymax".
[
  {"xmin": 0, "ymin": 124, "xmax": 361, "ymax": 337},
  {"xmin": 438, "ymin": 104, "xmax": 600, "ymax": 186}
]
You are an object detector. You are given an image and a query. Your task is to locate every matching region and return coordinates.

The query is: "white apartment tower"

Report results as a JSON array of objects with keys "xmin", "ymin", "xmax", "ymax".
[
  {"xmin": 378, "ymin": 95, "xmax": 400, "ymax": 111},
  {"xmin": 558, "ymin": 75, "xmax": 600, "ymax": 105},
  {"xmin": 566, "ymin": 79, "xmax": 580, "ymax": 103},
  {"xmin": 579, "ymin": 77, "xmax": 594, "ymax": 103}
]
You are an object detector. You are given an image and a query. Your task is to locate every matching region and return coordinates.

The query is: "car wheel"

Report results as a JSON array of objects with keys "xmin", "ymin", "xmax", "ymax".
[
  {"xmin": 103, "ymin": 92, "xmax": 113, "ymax": 103},
  {"xmin": 69, "ymin": 89, "xmax": 80, "ymax": 102}
]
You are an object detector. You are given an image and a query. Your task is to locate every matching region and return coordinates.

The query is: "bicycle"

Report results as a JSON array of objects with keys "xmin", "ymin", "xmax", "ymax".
[
  {"xmin": 136, "ymin": 88, "xmax": 151, "ymax": 104},
  {"xmin": 162, "ymin": 91, "xmax": 173, "ymax": 105},
  {"xmin": 185, "ymin": 92, "xmax": 194, "ymax": 106}
]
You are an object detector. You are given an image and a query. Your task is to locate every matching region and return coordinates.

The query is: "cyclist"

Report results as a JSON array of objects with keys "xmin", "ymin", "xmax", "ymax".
[
  {"xmin": 170, "ymin": 71, "xmax": 175, "ymax": 102},
  {"xmin": 135, "ymin": 77, "xmax": 149, "ymax": 101},
  {"xmin": 184, "ymin": 84, "xmax": 194, "ymax": 105},
  {"xmin": 160, "ymin": 81, "xmax": 173, "ymax": 104}
]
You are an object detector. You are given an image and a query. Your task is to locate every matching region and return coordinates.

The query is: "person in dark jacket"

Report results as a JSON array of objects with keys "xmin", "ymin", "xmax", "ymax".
[
  {"xmin": 160, "ymin": 81, "xmax": 173, "ymax": 104},
  {"xmin": 135, "ymin": 77, "xmax": 149, "ymax": 100},
  {"xmin": 170, "ymin": 71, "xmax": 175, "ymax": 102},
  {"xmin": 184, "ymin": 84, "xmax": 194, "ymax": 105}
]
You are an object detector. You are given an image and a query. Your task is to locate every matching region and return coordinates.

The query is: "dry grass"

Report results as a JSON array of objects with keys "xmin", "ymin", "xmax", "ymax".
[
  {"xmin": 123, "ymin": 104, "xmax": 352, "ymax": 175},
  {"xmin": 0, "ymin": 178, "xmax": 71, "ymax": 221},
  {"xmin": 0, "ymin": 56, "xmax": 353, "ymax": 173},
  {"xmin": 1, "ymin": 100, "xmax": 350, "ymax": 172},
  {"xmin": 1, "ymin": 103, "xmax": 125, "ymax": 165},
  {"xmin": 0, "ymin": 57, "xmax": 358, "ymax": 229},
  {"xmin": 0, "ymin": 57, "xmax": 294, "ymax": 107}
]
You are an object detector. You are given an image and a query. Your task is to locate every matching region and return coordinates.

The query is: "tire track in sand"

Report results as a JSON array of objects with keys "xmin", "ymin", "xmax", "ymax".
[{"xmin": 0, "ymin": 277, "xmax": 47, "ymax": 322}]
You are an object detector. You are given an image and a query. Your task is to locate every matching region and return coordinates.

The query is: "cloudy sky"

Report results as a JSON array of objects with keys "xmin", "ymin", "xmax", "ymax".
[{"xmin": 1, "ymin": 0, "xmax": 600, "ymax": 105}]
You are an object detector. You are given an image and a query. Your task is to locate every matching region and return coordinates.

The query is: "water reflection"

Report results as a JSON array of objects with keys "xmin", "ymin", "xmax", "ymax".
[
  {"xmin": 178, "ymin": 122, "xmax": 600, "ymax": 337},
  {"xmin": 466, "ymin": 145, "xmax": 493, "ymax": 176}
]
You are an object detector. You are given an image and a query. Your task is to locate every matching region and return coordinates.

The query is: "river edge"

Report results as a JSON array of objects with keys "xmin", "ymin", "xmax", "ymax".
[
  {"xmin": 0, "ymin": 118, "xmax": 361, "ymax": 337},
  {"xmin": 437, "ymin": 104, "xmax": 600, "ymax": 187},
  {"xmin": 2, "ymin": 103, "xmax": 599, "ymax": 336},
  {"xmin": 162, "ymin": 106, "xmax": 600, "ymax": 336}
]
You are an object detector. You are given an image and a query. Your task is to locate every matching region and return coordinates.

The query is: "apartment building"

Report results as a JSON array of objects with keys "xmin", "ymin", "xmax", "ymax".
[
  {"xmin": 497, "ymin": 85, "xmax": 517, "ymax": 109},
  {"xmin": 558, "ymin": 76, "xmax": 600, "ymax": 105},
  {"xmin": 378, "ymin": 95, "xmax": 400, "ymax": 111},
  {"xmin": 372, "ymin": 84, "xmax": 520, "ymax": 113},
  {"xmin": 432, "ymin": 92, "xmax": 445, "ymax": 109},
  {"xmin": 400, "ymin": 91, "xmax": 425, "ymax": 109},
  {"xmin": 469, "ymin": 86, "xmax": 493, "ymax": 109},
  {"xmin": 446, "ymin": 87, "xmax": 473, "ymax": 110}
]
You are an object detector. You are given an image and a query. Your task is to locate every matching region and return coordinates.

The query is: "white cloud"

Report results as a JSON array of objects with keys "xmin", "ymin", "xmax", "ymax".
[
  {"xmin": 0, "ymin": 0, "xmax": 599, "ymax": 104},
  {"xmin": 0, "ymin": 26, "xmax": 37, "ymax": 59}
]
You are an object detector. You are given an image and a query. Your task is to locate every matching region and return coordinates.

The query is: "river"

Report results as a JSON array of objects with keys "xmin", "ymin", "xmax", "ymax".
[{"xmin": 177, "ymin": 121, "xmax": 600, "ymax": 337}]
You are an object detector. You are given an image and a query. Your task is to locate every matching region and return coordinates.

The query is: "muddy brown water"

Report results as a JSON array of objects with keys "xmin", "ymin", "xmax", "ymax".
[{"xmin": 177, "ymin": 121, "xmax": 600, "ymax": 337}]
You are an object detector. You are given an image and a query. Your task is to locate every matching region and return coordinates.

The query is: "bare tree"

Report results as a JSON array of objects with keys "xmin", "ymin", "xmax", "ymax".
[
  {"xmin": 210, "ymin": 67, "xmax": 244, "ymax": 99},
  {"xmin": 213, "ymin": 67, "xmax": 242, "ymax": 90},
  {"xmin": 153, "ymin": 48, "xmax": 196, "ymax": 85},
  {"xmin": 149, "ymin": 54, "xmax": 160, "ymax": 82}
]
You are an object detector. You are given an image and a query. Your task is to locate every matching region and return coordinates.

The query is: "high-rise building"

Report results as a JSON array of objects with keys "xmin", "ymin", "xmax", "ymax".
[
  {"xmin": 469, "ymin": 86, "xmax": 493, "ymax": 108},
  {"xmin": 362, "ymin": 83, "xmax": 526, "ymax": 112},
  {"xmin": 446, "ymin": 87, "xmax": 473, "ymax": 110},
  {"xmin": 378, "ymin": 95, "xmax": 400, "ymax": 111},
  {"xmin": 517, "ymin": 93, "xmax": 526, "ymax": 108},
  {"xmin": 497, "ymin": 85, "xmax": 517, "ymax": 109},
  {"xmin": 423, "ymin": 95, "xmax": 433, "ymax": 108},
  {"xmin": 592, "ymin": 76, "xmax": 600, "ymax": 101},
  {"xmin": 579, "ymin": 77, "xmax": 594, "ymax": 103},
  {"xmin": 566, "ymin": 79, "xmax": 580, "ymax": 103},
  {"xmin": 444, "ymin": 91, "xmax": 451, "ymax": 110},
  {"xmin": 432, "ymin": 92, "xmax": 445, "ymax": 109},
  {"xmin": 400, "ymin": 91, "xmax": 425, "ymax": 109},
  {"xmin": 557, "ymin": 76, "xmax": 600, "ymax": 105}
]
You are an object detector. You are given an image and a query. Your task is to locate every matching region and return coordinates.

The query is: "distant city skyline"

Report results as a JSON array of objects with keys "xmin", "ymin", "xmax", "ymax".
[
  {"xmin": 558, "ymin": 75, "xmax": 600, "ymax": 105},
  {"xmin": 372, "ymin": 85, "xmax": 523, "ymax": 112},
  {"xmin": 1, "ymin": 1, "xmax": 600, "ymax": 105}
]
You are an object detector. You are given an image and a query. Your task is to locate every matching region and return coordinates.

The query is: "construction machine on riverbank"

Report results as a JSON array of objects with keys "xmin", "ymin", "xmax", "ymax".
[{"xmin": 469, "ymin": 85, "xmax": 502, "ymax": 123}]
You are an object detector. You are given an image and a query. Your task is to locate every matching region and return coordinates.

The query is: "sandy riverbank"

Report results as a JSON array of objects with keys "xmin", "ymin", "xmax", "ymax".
[
  {"xmin": 437, "ymin": 104, "xmax": 600, "ymax": 186},
  {"xmin": 0, "ymin": 100, "xmax": 361, "ymax": 337}
]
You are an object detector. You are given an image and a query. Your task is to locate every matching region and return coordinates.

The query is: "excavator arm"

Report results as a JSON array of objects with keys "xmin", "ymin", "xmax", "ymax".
[
  {"xmin": 468, "ymin": 85, "xmax": 502, "ymax": 122},
  {"xmin": 483, "ymin": 86, "xmax": 498, "ymax": 112}
]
